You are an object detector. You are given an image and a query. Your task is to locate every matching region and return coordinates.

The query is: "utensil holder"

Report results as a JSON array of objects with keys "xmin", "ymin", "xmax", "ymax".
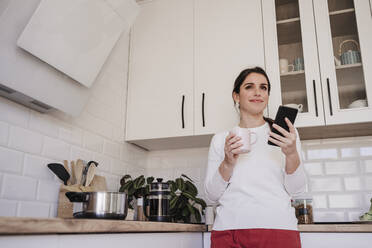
[{"xmin": 56, "ymin": 175, "xmax": 107, "ymax": 218}]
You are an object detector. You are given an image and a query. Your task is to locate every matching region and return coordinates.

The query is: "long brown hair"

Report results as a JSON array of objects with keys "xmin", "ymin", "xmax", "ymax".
[{"xmin": 232, "ymin": 66, "xmax": 274, "ymax": 130}]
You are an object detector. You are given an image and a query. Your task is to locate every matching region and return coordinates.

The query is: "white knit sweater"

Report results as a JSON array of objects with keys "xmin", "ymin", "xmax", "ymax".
[{"xmin": 204, "ymin": 122, "xmax": 307, "ymax": 231}]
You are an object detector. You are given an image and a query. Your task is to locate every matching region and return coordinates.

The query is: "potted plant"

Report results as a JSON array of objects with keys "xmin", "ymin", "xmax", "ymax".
[
  {"xmin": 167, "ymin": 174, "xmax": 207, "ymax": 223},
  {"xmin": 119, "ymin": 174, "xmax": 154, "ymax": 220}
]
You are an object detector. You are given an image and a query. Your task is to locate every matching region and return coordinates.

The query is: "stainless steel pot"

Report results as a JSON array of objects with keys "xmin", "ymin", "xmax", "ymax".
[{"xmin": 65, "ymin": 191, "xmax": 128, "ymax": 219}]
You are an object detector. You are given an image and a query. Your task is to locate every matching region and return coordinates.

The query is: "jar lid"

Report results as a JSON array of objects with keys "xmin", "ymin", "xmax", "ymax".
[{"xmin": 150, "ymin": 178, "xmax": 170, "ymax": 192}]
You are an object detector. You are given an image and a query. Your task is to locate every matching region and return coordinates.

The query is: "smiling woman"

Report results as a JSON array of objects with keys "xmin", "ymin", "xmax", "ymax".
[{"xmin": 204, "ymin": 66, "xmax": 307, "ymax": 248}]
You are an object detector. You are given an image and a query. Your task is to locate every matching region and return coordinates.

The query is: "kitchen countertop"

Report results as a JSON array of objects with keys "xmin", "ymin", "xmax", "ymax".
[
  {"xmin": 0, "ymin": 217, "xmax": 207, "ymax": 235},
  {"xmin": 207, "ymin": 223, "xmax": 372, "ymax": 233}
]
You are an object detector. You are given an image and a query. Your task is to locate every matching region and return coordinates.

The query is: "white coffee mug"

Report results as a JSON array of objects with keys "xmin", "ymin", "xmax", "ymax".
[
  {"xmin": 231, "ymin": 127, "xmax": 257, "ymax": 153},
  {"xmin": 279, "ymin": 59, "xmax": 294, "ymax": 74},
  {"xmin": 284, "ymin": 103, "xmax": 303, "ymax": 113}
]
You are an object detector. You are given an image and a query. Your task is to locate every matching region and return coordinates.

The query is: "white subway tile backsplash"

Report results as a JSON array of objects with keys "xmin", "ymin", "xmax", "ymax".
[
  {"xmin": 310, "ymin": 178, "xmax": 342, "ymax": 192},
  {"xmin": 29, "ymin": 111, "xmax": 59, "ymax": 138},
  {"xmin": 328, "ymin": 194, "xmax": 362, "ymax": 208},
  {"xmin": 37, "ymin": 180, "xmax": 60, "ymax": 202},
  {"xmin": 111, "ymin": 159, "xmax": 126, "ymax": 175},
  {"xmin": 18, "ymin": 201, "xmax": 50, "ymax": 218},
  {"xmin": 360, "ymin": 146, "xmax": 372, "ymax": 156},
  {"xmin": 304, "ymin": 162, "xmax": 323, "ymax": 176},
  {"xmin": 2, "ymin": 174, "xmax": 37, "ymax": 200},
  {"xmin": 348, "ymin": 211, "xmax": 364, "ymax": 221},
  {"xmin": 0, "ymin": 98, "xmax": 30, "ymax": 128},
  {"xmin": 42, "ymin": 137, "xmax": 71, "ymax": 161},
  {"xmin": 73, "ymin": 112, "xmax": 113, "ymax": 140},
  {"xmin": 312, "ymin": 195, "xmax": 328, "ymax": 209},
  {"xmin": 9, "ymin": 126, "xmax": 43, "ymax": 154},
  {"xmin": 70, "ymin": 146, "xmax": 94, "ymax": 161},
  {"xmin": 49, "ymin": 203, "xmax": 58, "ymax": 218},
  {"xmin": 84, "ymin": 131, "xmax": 104, "ymax": 153},
  {"xmin": 24, "ymin": 155, "xmax": 54, "ymax": 180},
  {"xmin": 0, "ymin": 146, "xmax": 23, "ymax": 173},
  {"xmin": 0, "ymin": 199, "xmax": 17, "ymax": 217},
  {"xmin": 364, "ymin": 176, "xmax": 372, "ymax": 190},
  {"xmin": 313, "ymin": 211, "xmax": 345, "ymax": 222},
  {"xmin": 307, "ymin": 148, "xmax": 338, "ymax": 160},
  {"xmin": 59, "ymin": 126, "xmax": 83, "ymax": 146},
  {"xmin": 324, "ymin": 161, "xmax": 358, "ymax": 175},
  {"xmin": 94, "ymin": 154, "xmax": 112, "ymax": 172},
  {"xmin": 173, "ymin": 167, "xmax": 201, "ymax": 182},
  {"xmin": 340, "ymin": 147, "xmax": 360, "ymax": 158},
  {"xmin": 344, "ymin": 177, "xmax": 363, "ymax": 191},
  {"xmin": 104, "ymin": 141, "xmax": 120, "ymax": 159},
  {"xmin": 364, "ymin": 160, "xmax": 372, "ymax": 173},
  {"xmin": 0, "ymin": 121, "xmax": 9, "ymax": 145}
]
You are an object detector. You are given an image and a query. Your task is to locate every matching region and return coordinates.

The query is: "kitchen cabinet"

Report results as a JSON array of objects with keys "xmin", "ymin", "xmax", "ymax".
[
  {"xmin": 264, "ymin": 0, "xmax": 372, "ymax": 127},
  {"xmin": 194, "ymin": 0, "xmax": 265, "ymax": 135},
  {"xmin": 126, "ymin": 0, "xmax": 265, "ymax": 148},
  {"xmin": 0, "ymin": 233, "xmax": 203, "ymax": 248},
  {"xmin": 126, "ymin": 0, "xmax": 194, "ymax": 141}
]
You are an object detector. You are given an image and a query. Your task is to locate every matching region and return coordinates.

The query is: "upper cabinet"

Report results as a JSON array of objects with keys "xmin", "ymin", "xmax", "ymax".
[
  {"xmin": 264, "ymin": 0, "xmax": 372, "ymax": 127},
  {"xmin": 126, "ymin": 0, "xmax": 194, "ymax": 141},
  {"xmin": 126, "ymin": 0, "xmax": 265, "ymax": 148},
  {"xmin": 194, "ymin": 0, "xmax": 265, "ymax": 136}
]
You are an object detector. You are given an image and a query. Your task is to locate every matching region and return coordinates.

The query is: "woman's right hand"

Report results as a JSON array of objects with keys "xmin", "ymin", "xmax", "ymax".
[{"xmin": 223, "ymin": 132, "xmax": 243, "ymax": 168}]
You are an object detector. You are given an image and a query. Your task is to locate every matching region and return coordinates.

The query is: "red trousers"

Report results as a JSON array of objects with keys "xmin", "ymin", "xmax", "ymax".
[{"xmin": 211, "ymin": 229, "xmax": 302, "ymax": 248}]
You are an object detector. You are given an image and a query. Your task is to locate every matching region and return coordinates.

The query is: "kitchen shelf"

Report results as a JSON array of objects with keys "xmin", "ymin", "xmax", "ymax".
[
  {"xmin": 277, "ymin": 19, "xmax": 302, "ymax": 45},
  {"xmin": 277, "ymin": 17, "xmax": 300, "ymax": 25},
  {"xmin": 330, "ymin": 10, "xmax": 358, "ymax": 38},
  {"xmin": 335, "ymin": 63, "xmax": 362, "ymax": 70},
  {"xmin": 329, "ymin": 8, "xmax": 355, "ymax": 16},
  {"xmin": 280, "ymin": 69, "xmax": 304, "ymax": 76}
]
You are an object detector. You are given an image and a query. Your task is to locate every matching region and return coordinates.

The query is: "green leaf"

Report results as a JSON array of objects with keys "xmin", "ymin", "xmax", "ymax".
[
  {"xmin": 119, "ymin": 185, "xmax": 126, "ymax": 192},
  {"xmin": 176, "ymin": 178, "xmax": 185, "ymax": 191},
  {"xmin": 168, "ymin": 181, "xmax": 176, "ymax": 192},
  {"xmin": 193, "ymin": 207, "xmax": 201, "ymax": 223},
  {"xmin": 182, "ymin": 191, "xmax": 196, "ymax": 201},
  {"xmin": 181, "ymin": 174, "xmax": 194, "ymax": 182},
  {"xmin": 135, "ymin": 176, "xmax": 145, "ymax": 189},
  {"xmin": 186, "ymin": 202, "xmax": 195, "ymax": 216},
  {"xmin": 120, "ymin": 174, "xmax": 132, "ymax": 185},
  {"xmin": 185, "ymin": 181, "xmax": 198, "ymax": 196},
  {"xmin": 128, "ymin": 186, "xmax": 136, "ymax": 196},
  {"xmin": 194, "ymin": 198, "xmax": 207, "ymax": 209},
  {"xmin": 170, "ymin": 196, "xmax": 179, "ymax": 209},
  {"xmin": 181, "ymin": 207, "xmax": 189, "ymax": 217},
  {"xmin": 146, "ymin": 176, "xmax": 154, "ymax": 184}
]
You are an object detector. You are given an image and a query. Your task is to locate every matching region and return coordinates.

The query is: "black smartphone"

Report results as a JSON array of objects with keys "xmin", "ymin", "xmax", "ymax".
[{"xmin": 268, "ymin": 105, "xmax": 298, "ymax": 146}]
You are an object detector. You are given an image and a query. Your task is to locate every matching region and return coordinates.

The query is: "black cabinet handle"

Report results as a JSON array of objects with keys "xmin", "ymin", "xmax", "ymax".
[
  {"xmin": 181, "ymin": 95, "xmax": 185, "ymax": 129},
  {"xmin": 313, "ymin": 80, "xmax": 318, "ymax": 117},
  {"xmin": 326, "ymin": 78, "xmax": 333, "ymax": 116},
  {"xmin": 202, "ymin": 93, "xmax": 205, "ymax": 127}
]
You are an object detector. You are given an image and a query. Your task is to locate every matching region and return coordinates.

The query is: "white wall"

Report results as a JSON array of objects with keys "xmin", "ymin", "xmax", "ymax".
[
  {"xmin": 0, "ymin": 33, "xmax": 147, "ymax": 218},
  {"xmin": 147, "ymin": 136, "xmax": 372, "ymax": 222}
]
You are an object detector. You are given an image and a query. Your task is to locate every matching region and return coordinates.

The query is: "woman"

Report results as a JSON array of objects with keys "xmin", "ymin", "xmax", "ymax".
[{"xmin": 204, "ymin": 67, "xmax": 307, "ymax": 248}]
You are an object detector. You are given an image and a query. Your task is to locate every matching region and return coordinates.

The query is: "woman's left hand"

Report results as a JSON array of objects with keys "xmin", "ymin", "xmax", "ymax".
[{"xmin": 268, "ymin": 118, "xmax": 297, "ymax": 157}]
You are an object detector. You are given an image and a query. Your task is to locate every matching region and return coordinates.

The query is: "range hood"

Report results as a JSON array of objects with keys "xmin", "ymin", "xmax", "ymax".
[{"xmin": 0, "ymin": 0, "xmax": 139, "ymax": 116}]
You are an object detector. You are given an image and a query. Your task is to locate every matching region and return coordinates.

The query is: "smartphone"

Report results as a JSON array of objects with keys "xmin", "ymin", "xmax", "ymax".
[{"xmin": 268, "ymin": 105, "xmax": 298, "ymax": 146}]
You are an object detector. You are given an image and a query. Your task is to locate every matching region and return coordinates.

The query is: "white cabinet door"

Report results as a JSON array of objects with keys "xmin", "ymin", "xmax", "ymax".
[
  {"xmin": 264, "ymin": 0, "xmax": 325, "ymax": 128},
  {"xmin": 126, "ymin": 0, "xmax": 194, "ymax": 140},
  {"xmin": 194, "ymin": 0, "xmax": 265, "ymax": 135},
  {"xmin": 313, "ymin": 0, "xmax": 372, "ymax": 125}
]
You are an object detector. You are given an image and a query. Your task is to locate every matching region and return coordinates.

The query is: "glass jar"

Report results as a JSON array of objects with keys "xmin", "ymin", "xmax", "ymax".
[{"xmin": 292, "ymin": 198, "xmax": 313, "ymax": 224}]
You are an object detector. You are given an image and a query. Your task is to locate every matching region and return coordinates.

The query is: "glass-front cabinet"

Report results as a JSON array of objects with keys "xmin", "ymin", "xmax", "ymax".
[{"xmin": 264, "ymin": 0, "xmax": 372, "ymax": 127}]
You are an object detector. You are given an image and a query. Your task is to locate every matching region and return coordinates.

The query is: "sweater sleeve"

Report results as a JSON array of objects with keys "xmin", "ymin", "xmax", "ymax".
[
  {"xmin": 204, "ymin": 133, "xmax": 230, "ymax": 203},
  {"xmin": 284, "ymin": 129, "xmax": 307, "ymax": 197}
]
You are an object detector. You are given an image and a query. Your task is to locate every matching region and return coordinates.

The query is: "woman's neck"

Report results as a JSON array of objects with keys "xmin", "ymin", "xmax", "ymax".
[{"xmin": 239, "ymin": 113, "xmax": 265, "ymax": 128}]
